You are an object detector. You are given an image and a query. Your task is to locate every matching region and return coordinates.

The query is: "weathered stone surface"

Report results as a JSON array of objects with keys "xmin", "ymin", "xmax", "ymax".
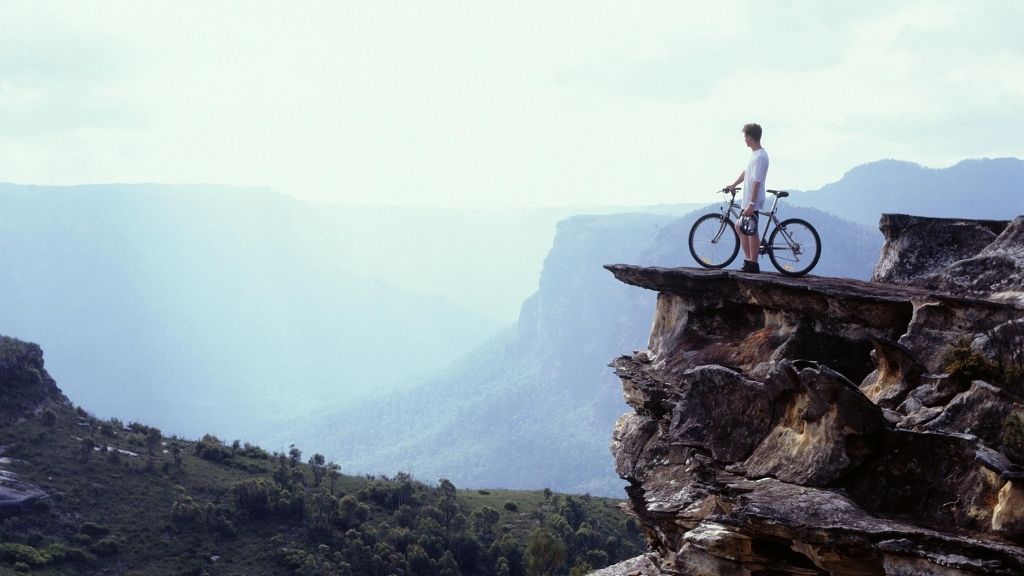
[
  {"xmin": 587, "ymin": 554, "xmax": 659, "ymax": 576},
  {"xmin": 0, "ymin": 454, "xmax": 47, "ymax": 518},
  {"xmin": 606, "ymin": 263, "xmax": 1021, "ymax": 376},
  {"xmin": 993, "ymin": 481, "xmax": 1024, "ymax": 535},
  {"xmin": 871, "ymin": 214, "xmax": 1007, "ymax": 289},
  {"xmin": 743, "ymin": 362, "xmax": 884, "ymax": 487},
  {"xmin": 872, "ymin": 214, "xmax": 1024, "ymax": 303},
  {"xmin": 605, "ymin": 215, "xmax": 1024, "ymax": 575},
  {"xmin": 973, "ymin": 318, "xmax": 1024, "ymax": 376},
  {"xmin": 897, "ymin": 296, "xmax": 1019, "ymax": 373},
  {"xmin": 939, "ymin": 216, "xmax": 1024, "ymax": 302},
  {"xmin": 908, "ymin": 374, "xmax": 963, "ymax": 407},
  {"xmin": 923, "ymin": 381, "xmax": 1018, "ymax": 444},
  {"xmin": 606, "ymin": 265, "xmax": 920, "ymax": 384},
  {"xmin": 859, "ymin": 338, "xmax": 925, "ymax": 409}
]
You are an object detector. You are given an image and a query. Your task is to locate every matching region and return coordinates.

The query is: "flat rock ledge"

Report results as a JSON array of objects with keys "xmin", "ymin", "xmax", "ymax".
[
  {"xmin": 605, "ymin": 264, "xmax": 1024, "ymax": 575},
  {"xmin": 587, "ymin": 554, "xmax": 659, "ymax": 576},
  {"xmin": 0, "ymin": 452, "xmax": 47, "ymax": 517}
]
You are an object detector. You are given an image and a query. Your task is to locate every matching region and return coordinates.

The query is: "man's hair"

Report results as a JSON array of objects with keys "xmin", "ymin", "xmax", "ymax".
[{"xmin": 743, "ymin": 123, "xmax": 762, "ymax": 142}]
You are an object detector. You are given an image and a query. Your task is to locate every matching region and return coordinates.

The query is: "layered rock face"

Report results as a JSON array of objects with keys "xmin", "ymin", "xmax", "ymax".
[
  {"xmin": 604, "ymin": 214, "xmax": 1024, "ymax": 575},
  {"xmin": 873, "ymin": 214, "xmax": 1024, "ymax": 303}
]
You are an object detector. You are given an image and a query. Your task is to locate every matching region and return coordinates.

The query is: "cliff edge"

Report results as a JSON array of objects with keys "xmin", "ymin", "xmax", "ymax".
[{"xmin": 604, "ymin": 214, "xmax": 1024, "ymax": 575}]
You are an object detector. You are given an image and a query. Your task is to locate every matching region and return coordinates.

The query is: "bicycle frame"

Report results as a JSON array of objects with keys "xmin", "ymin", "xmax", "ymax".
[
  {"xmin": 716, "ymin": 189, "xmax": 783, "ymax": 250},
  {"xmin": 692, "ymin": 187, "xmax": 820, "ymax": 276}
]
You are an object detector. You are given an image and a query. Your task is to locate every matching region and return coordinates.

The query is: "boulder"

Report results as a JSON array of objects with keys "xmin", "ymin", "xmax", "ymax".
[
  {"xmin": 872, "ymin": 214, "xmax": 1024, "ymax": 303},
  {"xmin": 871, "ymin": 214, "xmax": 1007, "ymax": 289}
]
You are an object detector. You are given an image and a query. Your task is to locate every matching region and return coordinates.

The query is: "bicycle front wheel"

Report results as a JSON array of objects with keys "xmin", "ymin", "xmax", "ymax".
[
  {"xmin": 688, "ymin": 213, "xmax": 740, "ymax": 269},
  {"xmin": 768, "ymin": 218, "xmax": 821, "ymax": 276}
]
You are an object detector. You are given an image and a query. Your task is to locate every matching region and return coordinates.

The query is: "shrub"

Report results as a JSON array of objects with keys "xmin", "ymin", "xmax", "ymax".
[
  {"xmin": 240, "ymin": 442, "xmax": 270, "ymax": 460},
  {"xmin": 0, "ymin": 543, "xmax": 48, "ymax": 566},
  {"xmin": 942, "ymin": 338, "xmax": 998, "ymax": 384},
  {"xmin": 232, "ymin": 478, "xmax": 274, "ymax": 518},
  {"xmin": 44, "ymin": 543, "xmax": 93, "ymax": 564},
  {"xmin": 194, "ymin": 434, "xmax": 232, "ymax": 462},
  {"xmin": 40, "ymin": 409, "xmax": 57, "ymax": 427},
  {"xmin": 503, "ymin": 501, "xmax": 519, "ymax": 512},
  {"xmin": 78, "ymin": 522, "xmax": 111, "ymax": 538},
  {"xmin": 171, "ymin": 496, "xmax": 204, "ymax": 524},
  {"xmin": 1002, "ymin": 409, "xmax": 1024, "ymax": 463},
  {"xmin": 90, "ymin": 537, "xmax": 120, "ymax": 557}
]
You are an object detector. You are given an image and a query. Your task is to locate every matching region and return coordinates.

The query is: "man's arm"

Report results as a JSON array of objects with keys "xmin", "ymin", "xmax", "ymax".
[
  {"xmin": 743, "ymin": 181, "xmax": 760, "ymax": 216},
  {"xmin": 727, "ymin": 171, "xmax": 745, "ymax": 190}
]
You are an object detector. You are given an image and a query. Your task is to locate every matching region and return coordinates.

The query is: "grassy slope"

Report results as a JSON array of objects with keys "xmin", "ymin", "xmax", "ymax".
[{"xmin": 0, "ymin": 398, "xmax": 643, "ymax": 576}]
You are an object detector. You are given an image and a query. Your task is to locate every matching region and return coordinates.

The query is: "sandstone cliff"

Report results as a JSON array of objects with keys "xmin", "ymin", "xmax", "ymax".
[{"xmin": 604, "ymin": 214, "xmax": 1024, "ymax": 575}]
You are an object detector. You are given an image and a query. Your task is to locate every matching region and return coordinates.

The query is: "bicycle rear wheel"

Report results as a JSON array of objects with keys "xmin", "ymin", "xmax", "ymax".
[
  {"xmin": 768, "ymin": 218, "xmax": 821, "ymax": 276},
  {"xmin": 688, "ymin": 213, "xmax": 740, "ymax": 268}
]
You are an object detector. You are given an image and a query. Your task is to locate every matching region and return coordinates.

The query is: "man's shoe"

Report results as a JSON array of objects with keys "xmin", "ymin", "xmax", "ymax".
[
  {"xmin": 751, "ymin": 261, "xmax": 760, "ymax": 273},
  {"xmin": 740, "ymin": 260, "xmax": 752, "ymax": 272}
]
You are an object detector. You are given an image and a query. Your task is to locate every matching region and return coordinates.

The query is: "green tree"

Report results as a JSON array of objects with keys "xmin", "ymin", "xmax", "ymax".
[
  {"xmin": 470, "ymin": 506, "xmax": 500, "ymax": 541},
  {"xmin": 407, "ymin": 544, "xmax": 436, "ymax": 576},
  {"xmin": 437, "ymin": 479, "xmax": 460, "ymax": 527},
  {"xmin": 144, "ymin": 427, "xmax": 162, "ymax": 464},
  {"xmin": 80, "ymin": 437, "xmax": 95, "ymax": 463},
  {"xmin": 327, "ymin": 462, "xmax": 341, "ymax": 494},
  {"xmin": 309, "ymin": 453, "xmax": 326, "ymax": 487},
  {"xmin": 273, "ymin": 460, "xmax": 292, "ymax": 488},
  {"xmin": 288, "ymin": 444, "xmax": 303, "ymax": 467},
  {"xmin": 490, "ymin": 535, "xmax": 524, "ymax": 576},
  {"xmin": 171, "ymin": 443, "xmax": 183, "ymax": 471},
  {"xmin": 232, "ymin": 478, "xmax": 273, "ymax": 518},
  {"xmin": 573, "ymin": 522, "xmax": 595, "ymax": 553},
  {"xmin": 570, "ymin": 560, "xmax": 593, "ymax": 576},
  {"xmin": 525, "ymin": 528, "xmax": 565, "ymax": 576},
  {"xmin": 309, "ymin": 490, "xmax": 338, "ymax": 534},
  {"xmin": 41, "ymin": 409, "xmax": 57, "ymax": 427},
  {"xmin": 437, "ymin": 550, "xmax": 461, "ymax": 576},
  {"xmin": 438, "ymin": 478, "xmax": 457, "ymax": 500}
]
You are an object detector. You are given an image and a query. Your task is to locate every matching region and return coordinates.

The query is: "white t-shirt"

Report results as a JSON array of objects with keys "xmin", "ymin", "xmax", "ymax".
[{"xmin": 744, "ymin": 148, "xmax": 769, "ymax": 210}]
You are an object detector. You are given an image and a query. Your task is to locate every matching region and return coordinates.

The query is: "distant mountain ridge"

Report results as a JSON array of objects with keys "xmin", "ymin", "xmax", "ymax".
[
  {"xmin": 789, "ymin": 157, "xmax": 1024, "ymax": 226},
  {"xmin": 289, "ymin": 206, "xmax": 884, "ymax": 495},
  {"xmin": 1, "ymin": 156, "xmax": 1018, "ymax": 497},
  {"xmin": 0, "ymin": 183, "xmax": 696, "ymax": 443},
  {"xmin": 288, "ymin": 157, "xmax": 1022, "ymax": 495},
  {"xmin": 0, "ymin": 184, "xmax": 505, "ymax": 439}
]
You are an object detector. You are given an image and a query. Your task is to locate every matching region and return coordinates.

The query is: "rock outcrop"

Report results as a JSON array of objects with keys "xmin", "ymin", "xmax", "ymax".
[
  {"xmin": 0, "ymin": 449, "xmax": 48, "ymax": 517},
  {"xmin": 873, "ymin": 214, "xmax": 1024, "ymax": 303},
  {"xmin": 0, "ymin": 336, "xmax": 66, "ymax": 425},
  {"xmin": 0, "ymin": 337, "xmax": 62, "ymax": 517},
  {"xmin": 604, "ymin": 214, "xmax": 1024, "ymax": 575}
]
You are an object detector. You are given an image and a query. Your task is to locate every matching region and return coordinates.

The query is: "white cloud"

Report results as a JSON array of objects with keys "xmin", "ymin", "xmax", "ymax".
[{"xmin": 0, "ymin": 1, "xmax": 1021, "ymax": 206}]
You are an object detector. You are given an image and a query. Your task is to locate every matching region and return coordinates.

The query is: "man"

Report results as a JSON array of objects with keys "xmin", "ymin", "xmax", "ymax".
[{"xmin": 725, "ymin": 123, "xmax": 769, "ymax": 273}]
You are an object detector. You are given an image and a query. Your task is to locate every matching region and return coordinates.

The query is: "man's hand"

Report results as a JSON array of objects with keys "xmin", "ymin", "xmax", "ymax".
[{"xmin": 741, "ymin": 205, "xmax": 755, "ymax": 217}]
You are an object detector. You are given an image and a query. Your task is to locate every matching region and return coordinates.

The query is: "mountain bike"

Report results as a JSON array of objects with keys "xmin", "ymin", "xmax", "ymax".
[{"xmin": 687, "ymin": 188, "xmax": 821, "ymax": 276}]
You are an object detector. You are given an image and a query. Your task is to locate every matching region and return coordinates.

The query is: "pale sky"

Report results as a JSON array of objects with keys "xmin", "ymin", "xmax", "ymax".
[{"xmin": 2, "ymin": 1, "xmax": 1022, "ymax": 208}]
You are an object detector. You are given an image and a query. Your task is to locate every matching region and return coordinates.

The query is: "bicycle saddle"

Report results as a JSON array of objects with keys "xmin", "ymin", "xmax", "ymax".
[{"xmin": 767, "ymin": 189, "xmax": 789, "ymax": 198}]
